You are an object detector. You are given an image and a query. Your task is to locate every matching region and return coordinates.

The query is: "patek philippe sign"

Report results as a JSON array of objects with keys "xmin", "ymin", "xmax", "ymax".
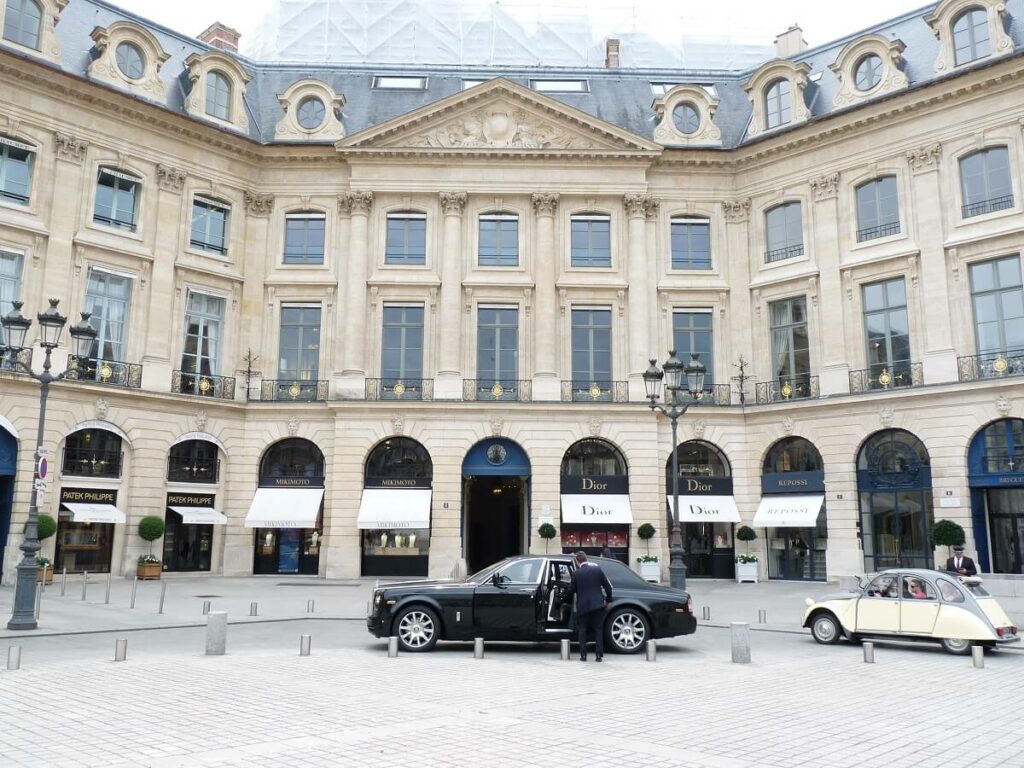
[
  {"xmin": 364, "ymin": 477, "xmax": 432, "ymax": 489},
  {"xmin": 560, "ymin": 476, "xmax": 628, "ymax": 494},
  {"xmin": 262, "ymin": 476, "xmax": 325, "ymax": 489},
  {"xmin": 60, "ymin": 487, "xmax": 116, "ymax": 504},
  {"xmin": 672, "ymin": 477, "xmax": 734, "ymax": 496},
  {"xmin": 166, "ymin": 493, "xmax": 215, "ymax": 507},
  {"xmin": 761, "ymin": 471, "xmax": 825, "ymax": 494}
]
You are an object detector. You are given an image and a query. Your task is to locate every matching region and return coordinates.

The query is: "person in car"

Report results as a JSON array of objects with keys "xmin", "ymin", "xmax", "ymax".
[
  {"xmin": 907, "ymin": 579, "xmax": 929, "ymax": 599},
  {"xmin": 567, "ymin": 551, "xmax": 613, "ymax": 662}
]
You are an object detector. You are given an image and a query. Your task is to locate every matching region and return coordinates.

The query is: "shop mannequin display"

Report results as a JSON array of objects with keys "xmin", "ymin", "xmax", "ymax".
[
  {"xmin": 395, "ymin": 534, "xmax": 405, "ymax": 548},
  {"xmin": 407, "ymin": 533, "xmax": 416, "ymax": 549},
  {"xmin": 379, "ymin": 532, "xmax": 388, "ymax": 547}
]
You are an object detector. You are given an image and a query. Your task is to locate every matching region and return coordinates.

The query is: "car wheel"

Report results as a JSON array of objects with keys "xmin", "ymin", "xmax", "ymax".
[
  {"xmin": 940, "ymin": 637, "xmax": 972, "ymax": 656},
  {"xmin": 394, "ymin": 605, "xmax": 440, "ymax": 652},
  {"xmin": 605, "ymin": 607, "xmax": 650, "ymax": 654},
  {"xmin": 810, "ymin": 612, "xmax": 841, "ymax": 645}
]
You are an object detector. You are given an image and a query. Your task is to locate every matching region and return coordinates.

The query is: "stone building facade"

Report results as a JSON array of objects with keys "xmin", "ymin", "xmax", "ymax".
[{"xmin": 1, "ymin": 0, "xmax": 1023, "ymax": 583}]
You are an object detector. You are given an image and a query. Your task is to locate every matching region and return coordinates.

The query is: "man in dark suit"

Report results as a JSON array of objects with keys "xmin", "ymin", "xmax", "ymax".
[
  {"xmin": 945, "ymin": 545, "xmax": 977, "ymax": 577},
  {"xmin": 567, "ymin": 551, "xmax": 613, "ymax": 662}
]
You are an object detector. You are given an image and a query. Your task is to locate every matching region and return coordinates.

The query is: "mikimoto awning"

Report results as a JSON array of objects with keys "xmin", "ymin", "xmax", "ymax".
[
  {"xmin": 169, "ymin": 506, "xmax": 228, "ymax": 525},
  {"xmin": 61, "ymin": 502, "xmax": 126, "ymax": 524},
  {"xmin": 560, "ymin": 494, "xmax": 633, "ymax": 525},
  {"xmin": 244, "ymin": 487, "xmax": 324, "ymax": 529},
  {"xmin": 667, "ymin": 495, "xmax": 741, "ymax": 523},
  {"xmin": 752, "ymin": 495, "xmax": 825, "ymax": 528},
  {"xmin": 356, "ymin": 488, "xmax": 432, "ymax": 529}
]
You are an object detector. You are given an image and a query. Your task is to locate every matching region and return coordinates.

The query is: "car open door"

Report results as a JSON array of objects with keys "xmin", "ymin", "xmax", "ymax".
[
  {"xmin": 855, "ymin": 573, "xmax": 900, "ymax": 633},
  {"xmin": 899, "ymin": 575, "xmax": 940, "ymax": 634},
  {"xmin": 540, "ymin": 559, "xmax": 574, "ymax": 633},
  {"xmin": 472, "ymin": 558, "xmax": 543, "ymax": 639}
]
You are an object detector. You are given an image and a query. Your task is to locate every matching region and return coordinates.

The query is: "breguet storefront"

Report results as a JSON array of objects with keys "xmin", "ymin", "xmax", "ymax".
[
  {"xmin": 55, "ymin": 487, "xmax": 126, "ymax": 574},
  {"xmin": 559, "ymin": 440, "xmax": 632, "ymax": 562}
]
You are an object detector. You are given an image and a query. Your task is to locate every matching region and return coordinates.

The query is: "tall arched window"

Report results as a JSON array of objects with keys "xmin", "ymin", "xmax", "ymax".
[
  {"xmin": 959, "ymin": 146, "xmax": 1013, "ymax": 218},
  {"xmin": 205, "ymin": 70, "xmax": 232, "ymax": 121},
  {"xmin": 562, "ymin": 438, "xmax": 627, "ymax": 478},
  {"xmin": 952, "ymin": 7, "xmax": 990, "ymax": 65},
  {"xmin": 3, "ymin": 0, "xmax": 42, "ymax": 50},
  {"xmin": 763, "ymin": 437, "xmax": 822, "ymax": 474},
  {"xmin": 167, "ymin": 439, "xmax": 220, "ymax": 483},
  {"xmin": 365, "ymin": 437, "xmax": 432, "ymax": 480},
  {"xmin": 764, "ymin": 78, "xmax": 791, "ymax": 129},
  {"xmin": 259, "ymin": 438, "xmax": 324, "ymax": 479},
  {"xmin": 62, "ymin": 429, "xmax": 124, "ymax": 478}
]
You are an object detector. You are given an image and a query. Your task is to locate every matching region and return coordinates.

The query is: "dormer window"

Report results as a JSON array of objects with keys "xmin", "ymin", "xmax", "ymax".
[
  {"xmin": 854, "ymin": 54, "xmax": 882, "ymax": 91},
  {"xmin": 3, "ymin": 0, "xmax": 41, "ymax": 49},
  {"xmin": 764, "ymin": 79, "xmax": 791, "ymax": 129},
  {"xmin": 275, "ymin": 79, "xmax": 346, "ymax": 141},
  {"xmin": 206, "ymin": 71, "xmax": 232, "ymax": 121},
  {"xmin": 672, "ymin": 103, "xmax": 700, "ymax": 135},
  {"xmin": 185, "ymin": 52, "xmax": 252, "ymax": 132},
  {"xmin": 743, "ymin": 61, "xmax": 810, "ymax": 137},
  {"xmin": 925, "ymin": 0, "xmax": 1011, "ymax": 74},
  {"xmin": 531, "ymin": 79, "xmax": 589, "ymax": 93},
  {"xmin": 952, "ymin": 7, "xmax": 990, "ymax": 65},
  {"xmin": 115, "ymin": 42, "xmax": 144, "ymax": 79},
  {"xmin": 296, "ymin": 97, "xmax": 325, "ymax": 130},
  {"xmin": 372, "ymin": 76, "xmax": 427, "ymax": 90}
]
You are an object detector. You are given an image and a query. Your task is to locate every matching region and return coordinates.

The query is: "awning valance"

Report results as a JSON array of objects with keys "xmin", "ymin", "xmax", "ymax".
[
  {"xmin": 61, "ymin": 502, "xmax": 126, "ymax": 524},
  {"xmin": 169, "ymin": 506, "xmax": 228, "ymax": 525},
  {"xmin": 752, "ymin": 494, "xmax": 825, "ymax": 528},
  {"xmin": 560, "ymin": 494, "xmax": 633, "ymax": 525},
  {"xmin": 668, "ymin": 495, "xmax": 741, "ymax": 523},
  {"xmin": 357, "ymin": 488, "xmax": 432, "ymax": 529},
  {"xmin": 244, "ymin": 487, "xmax": 323, "ymax": 528}
]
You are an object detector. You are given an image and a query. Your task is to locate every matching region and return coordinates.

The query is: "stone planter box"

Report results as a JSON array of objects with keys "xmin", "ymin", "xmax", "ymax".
[
  {"xmin": 638, "ymin": 561, "xmax": 660, "ymax": 582},
  {"xmin": 736, "ymin": 561, "xmax": 758, "ymax": 584}
]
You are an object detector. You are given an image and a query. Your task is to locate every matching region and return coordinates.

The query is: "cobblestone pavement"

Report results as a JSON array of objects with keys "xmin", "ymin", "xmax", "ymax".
[{"xmin": 1, "ymin": 622, "xmax": 1020, "ymax": 768}]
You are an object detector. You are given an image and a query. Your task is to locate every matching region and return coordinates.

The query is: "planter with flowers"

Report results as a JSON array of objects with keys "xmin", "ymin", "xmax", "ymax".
[
  {"xmin": 35, "ymin": 556, "xmax": 54, "ymax": 584},
  {"xmin": 136, "ymin": 516, "xmax": 166, "ymax": 579},
  {"xmin": 35, "ymin": 514, "xmax": 57, "ymax": 583},
  {"xmin": 735, "ymin": 525, "xmax": 759, "ymax": 583},
  {"xmin": 635, "ymin": 523, "xmax": 659, "ymax": 581}
]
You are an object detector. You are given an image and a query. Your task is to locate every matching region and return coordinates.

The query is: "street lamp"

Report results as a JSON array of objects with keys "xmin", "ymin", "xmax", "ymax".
[
  {"xmin": 2, "ymin": 299, "xmax": 96, "ymax": 630},
  {"xmin": 643, "ymin": 350, "xmax": 706, "ymax": 591}
]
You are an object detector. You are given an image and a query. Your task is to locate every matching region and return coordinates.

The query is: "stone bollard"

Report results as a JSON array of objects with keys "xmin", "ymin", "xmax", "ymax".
[
  {"xmin": 560, "ymin": 638, "xmax": 570, "ymax": 660},
  {"xmin": 473, "ymin": 637, "xmax": 484, "ymax": 659},
  {"xmin": 114, "ymin": 638, "xmax": 128, "ymax": 662},
  {"xmin": 758, "ymin": 609, "xmax": 767, "ymax": 625},
  {"xmin": 81, "ymin": 571, "xmax": 88, "ymax": 601},
  {"xmin": 158, "ymin": 580, "xmax": 167, "ymax": 614},
  {"xmin": 701, "ymin": 606, "xmax": 710, "ymax": 621},
  {"xmin": 307, "ymin": 599, "xmax": 315, "ymax": 614},
  {"xmin": 646, "ymin": 639, "xmax": 657, "ymax": 662},
  {"xmin": 202, "ymin": 600, "xmax": 211, "ymax": 615},
  {"xmin": 105, "ymin": 571, "xmax": 112, "ymax": 605},
  {"xmin": 299, "ymin": 634, "xmax": 312, "ymax": 657},
  {"xmin": 129, "ymin": 576, "xmax": 137, "ymax": 609},
  {"xmin": 60, "ymin": 567, "xmax": 67, "ymax": 596},
  {"xmin": 33, "ymin": 581, "xmax": 42, "ymax": 620},
  {"xmin": 250, "ymin": 602, "xmax": 258, "ymax": 617},
  {"xmin": 205, "ymin": 611, "xmax": 228, "ymax": 656},
  {"xmin": 387, "ymin": 636, "xmax": 399, "ymax": 657},
  {"xmin": 972, "ymin": 646, "xmax": 984, "ymax": 669},
  {"xmin": 730, "ymin": 622, "xmax": 751, "ymax": 664},
  {"xmin": 7, "ymin": 645, "xmax": 21, "ymax": 671},
  {"xmin": 40, "ymin": 563, "xmax": 49, "ymax": 592},
  {"xmin": 863, "ymin": 641, "xmax": 875, "ymax": 663}
]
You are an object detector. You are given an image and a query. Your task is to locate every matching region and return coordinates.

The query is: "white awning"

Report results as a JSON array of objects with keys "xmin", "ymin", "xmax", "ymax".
[
  {"xmin": 169, "ymin": 506, "xmax": 228, "ymax": 525},
  {"xmin": 752, "ymin": 495, "xmax": 825, "ymax": 528},
  {"xmin": 357, "ymin": 488, "xmax": 432, "ymax": 529},
  {"xmin": 244, "ymin": 487, "xmax": 324, "ymax": 529},
  {"xmin": 62, "ymin": 502, "xmax": 126, "ymax": 524},
  {"xmin": 667, "ymin": 495, "xmax": 741, "ymax": 523},
  {"xmin": 560, "ymin": 494, "xmax": 633, "ymax": 525}
]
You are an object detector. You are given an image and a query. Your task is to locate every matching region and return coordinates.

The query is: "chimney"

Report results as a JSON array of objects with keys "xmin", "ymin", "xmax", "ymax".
[
  {"xmin": 605, "ymin": 38, "xmax": 621, "ymax": 68},
  {"xmin": 774, "ymin": 24, "xmax": 807, "ymax": 59},
  {"xmin": 198, "ymin": 22, "xmax": 241, "ymax": 53}
]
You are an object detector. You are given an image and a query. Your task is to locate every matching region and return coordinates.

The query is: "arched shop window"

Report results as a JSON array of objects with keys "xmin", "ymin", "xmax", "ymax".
[
  {"xmin": 167, "ymin": 439, "xmax": 220, "ymax": 483},
  {"xmin": 359, "ymin": 437, "xmax": 433, "ymax": 577},
  {"xmin": 756, "ymin": 437, "xmax": 827, "ymax": 581},
  {"xmin": 560, "ymin": 439, "xmax": 630, "ymax": 561},
  {"xmin": 857, "ymin": 429, "xmax": 934, "ymax": 571},
  {"xmin": 968, "ymin": 419, "xmax": 1024, "ymax": 574},
  {"xmin": 667, "ymin": 440, "xmax": 737, "ymax": 579},
  {"xmin": 62, "ymin": 428, "xmax": 123, "ymax": 478},
  {"xmin": 259, "ymin": 437, "xmax": 324, "ymax": 479}
]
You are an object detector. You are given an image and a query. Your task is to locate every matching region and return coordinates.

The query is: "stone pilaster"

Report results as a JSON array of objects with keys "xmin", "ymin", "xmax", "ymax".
[
  {"xmin": 436, "ymin": 192, "xmax": 467, "ymax": 399},
  {"xmin": 339, "ymin": 191, "xmax": 374, "ymax": 390},
  {"xmin": 531, "ymin": 192, "xmax": 559, "ymax": 400},
  {"xmin": 624, "ymin": 193, "xmax": 652, "ymax": 399}
]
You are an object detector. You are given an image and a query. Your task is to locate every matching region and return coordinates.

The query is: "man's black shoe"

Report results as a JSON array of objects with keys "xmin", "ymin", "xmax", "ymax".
[
  {"xmin": 595, "ymin": 655, "xmax": 603, "ymax": 662},
  {"xmin": 579, "ymin": 655, "xmax": 587, "ymax": 662}
]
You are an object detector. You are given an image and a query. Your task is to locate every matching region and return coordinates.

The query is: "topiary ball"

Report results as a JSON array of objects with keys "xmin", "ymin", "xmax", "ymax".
[
  {"xmin": 36, "ymin": 514, "xmax": 57, "ymax": 541},
  {"xmin": 931, "ymin": 519, "xmax": 965, "ymax": 548},
  {"xmin": 736, "ymin": 525, "xmax": 757, "ymax": 542},
  {"xmin": 637, "ymin": 523, "xmax": 656, "ymax": 540},
  {"xmin": 538, "ymin": 523, "xmax": 557, "ymax": 539},
  {"xmin": 138, "ymin": 515, "xmax": 166, "ymax": 542}
]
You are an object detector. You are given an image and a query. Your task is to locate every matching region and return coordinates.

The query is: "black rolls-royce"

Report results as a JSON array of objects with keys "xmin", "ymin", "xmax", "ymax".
[{"xmin": 366, "ymin": 555, "xmax": 697, "ymax": 653}]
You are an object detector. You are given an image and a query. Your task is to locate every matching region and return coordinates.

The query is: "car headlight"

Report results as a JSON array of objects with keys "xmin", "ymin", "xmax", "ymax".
[
  {"xmin": 804, "ymin": 598, "xmax": 815, "ymax": 607},
  {"xmin": 373, "ymin": 590, "xmax": 383, "ymax": 608}
]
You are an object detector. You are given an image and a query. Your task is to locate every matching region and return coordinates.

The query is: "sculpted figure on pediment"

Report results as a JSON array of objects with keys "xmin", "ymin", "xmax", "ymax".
[{"xmin": 406, "ymin": 106, "xmax": 600, "ymax": 150}]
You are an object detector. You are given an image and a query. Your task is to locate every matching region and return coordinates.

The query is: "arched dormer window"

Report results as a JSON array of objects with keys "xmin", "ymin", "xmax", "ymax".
[
  {"xmin": 829, "ymin": 34, "xmax": 908, "ymax": 107},
  {"xmin": 925, "ymin": 0, "xmax": 1012, "ymax": 73},
  {"xmin": 206, "ymin": 70, "xmax": 232, "ymax": 121},
  {"xmin": 952, "ymin": 7, "xmax": 990, "ymax": 65},
  {"xmin": 88, "ymin": 22, "xmax": 170, "ymax": 100},
  {"xmin": 652, "ymin": 84, "xmax": 721, "ymax": 147},
  {"xmin": 764, "ymin": 79, "xmax": 791, "ymax": 130},
  {"xmin": 184, "ymin": 51, "xmax": 252, "ymax": 132},
  {"xmin": 2, "ymin": 0, "xmax": 64, "ymax": 62},
  {"xmin": 275, "ymin": 79, "xmax": 347, "ymax": 141},
  {"xmin": 742, "ymin": 59, "xmax": 810, "ymax": 138}
]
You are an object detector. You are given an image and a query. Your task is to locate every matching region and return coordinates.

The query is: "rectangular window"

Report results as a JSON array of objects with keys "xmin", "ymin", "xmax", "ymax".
[
  {"xmin": 372, "ymin": 76, "xmax": 427, "ymax": 90},
  {"xmin": 0, "ymin": 136, "xmax": 34, "ymax": 205},
  {"xmin": 385, "ymin": 213, "xmax": 427, "ymax": 265},
  {"xmin": 476, "ymin": 307, "xmax": 519, "ymax": 385},
  {"xmin": 531, "ymin": 79, "xmax": 589, "ymax": 93},
  {"xmin": 960, "ymin": 147, "xmax": 1014, "ymax": 218},
  {"xmin": 856, "ymin": 177, "xmax": 900, "ymax": 242},
  {"xmin": 0, "ymin": 248, "xmax": 23, "ymax": 347},
  {"xmin": 650, "ymin": 83, "xmax": 679, "ymax": 96},
  {"xmin": 84, "ymin": 269, "xmax": 132, "ymax": 363},
  {"xmin": 284, "ymin": 213, "xmax": 326, "ymax": 264},
  {"xmin": 93, "ymin": 169, "xmax": 140, "ymax": 232},
  {"xmin": 278, "ymin": 306, "xmax": 321, "ymax": 381},
  {"xmin": 571, "ymin": 308, "xmax": 612, "ymax": 384},
  {"xmin": 670, "ymin": 218, "xmax": 711, "ymax": 270},
  {"xmin": 672, "ymin": 311, "xmax": 714, "ymax": 387},
  {"xmin": 970, "ymin": 256, "xmax": 1024, "ymax": 355},
  {"xmin": 181, "ymin": 291, "xmax": 225, "ymax": 379},
  {"xmin": 478, "ymin": 214, "xmax": 519, "ymax": 266},
  {"xmin": 862, "ymin": 277, "xmax": 910, "ymax": 378},
  {"xmin": 462, "ymin": 79, "xmax": 487, "ymax": 90},
  {"xmin": 764, "ymin": 202, "xmax": 803, "ymax": 263},
  {"xmin": 769, "ymin": 296, "xmax": 810, "ymax": 382},
  {"xmin": 570, "ymin": 215, "xmax": 611, "ymax": 268},
  {"xmin": 190, "ymin": 197, "xmax": 230, "ymax": 255},
  {"xmin": 382, "ymin": 305, "xmax": 424, "ymax": 383}
]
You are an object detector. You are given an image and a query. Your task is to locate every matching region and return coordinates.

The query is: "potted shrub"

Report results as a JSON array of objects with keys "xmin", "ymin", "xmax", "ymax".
[
  {"xmin": 735, "ymin": 525, "xmax": 759, "ymax": 584},
  {"xmin": 35, "ymin": 514, "xmax": 57, "ymax": 584},
  {"xmin": 635, "ymin": 523, "xmax": 659, "ymax": 581},
  {"xmin": 35, "ymin": 556, "xmax": 54, "ymax": 584},
  {"xmin": 137, "ymin": 515, "xmax": 166, "ymax": 579},
  {"xmin": 537, "ymin": 523, "xmax": 557, "ymax": 553},
  {"xmin": 931, "ymin": 519, "xmax": 966, "ymax": 562}
]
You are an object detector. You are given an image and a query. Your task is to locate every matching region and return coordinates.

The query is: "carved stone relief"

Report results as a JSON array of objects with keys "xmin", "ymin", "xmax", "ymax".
[
  {"xmin": 54, "ymin": 132, "xmax": 88, "ymax": 164},
  {"xmin": 244, "ymin": 191, "xmax": 274, "ymax": 216},
  {"xmin": 157, "ymin": 164, "xmax": 186, "ymax": 193},
  {"xmin": 95, "ymin": 397, "xmax": 109, "ymax": 420},
  {"xmin": 439, "ymin": 191, "xmax": 468, "ymax": 216},
  {"xmin": 531, "ymin": 193, "xmax": 559, "ymax": 217},
  {"xmin": 722, "ymin": 199, "xmax": 751, "ymax": 223},
  {"xmin": 907, "ymin": 143, "xmax": 941, "ymax": 174},
  {"xmin": 391, "ymin": 415, "xmax": 405, "ymax": 435},
  {"xmin": 404, "ymin": 107, "xmax": 602, "ymax": 150},
  {"xmin": 810, "ymin": 173, "xmax": 840, "ymax": 201},
  {"xmin": 286, "ymin": 416, "xmax": 300, "ymax": 437}
]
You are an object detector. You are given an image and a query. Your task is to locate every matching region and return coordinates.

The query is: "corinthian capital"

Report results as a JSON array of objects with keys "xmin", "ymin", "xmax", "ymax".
[
  {"xmin": 531, "ymin": 192, "xmax": 559, "ymax": 217},
  {"xmin": 439, "ymin": 191, "xmax": 468, "ymax": 216},
  {"xmin": 244, "ymin": 191, "xmax": 274, "ymax": 217},
  {"xmin": 338, "ymin": 190, "xmax": 374, "ymax": 215},
  {"xmin": 624, "ymin": 193, "xmax": 653, "ymax": 218},
  {"xmin": 906, "ymin": 143, "xmax": 941, "ymax": 174}
]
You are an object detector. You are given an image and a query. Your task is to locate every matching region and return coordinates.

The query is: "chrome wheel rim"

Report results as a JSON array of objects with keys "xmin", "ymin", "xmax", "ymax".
[
  {"xmin": 398, "ymin": 610, "xmax": 435, "ymax": 648},
  {"xmin": 813, "ymin": 616, "xmax": 837, "ymax": 642},
  {"xmin": 944, "ymin": 637, "xmax": 970, "ymax": 652},
  {"xmin": 611, "ymin": 612, "xmax": 646, "ymax": 650}
]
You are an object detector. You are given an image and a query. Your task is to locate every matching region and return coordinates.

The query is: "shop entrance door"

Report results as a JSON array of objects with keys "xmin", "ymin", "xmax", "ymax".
[
  {"xmin": 768, "ymin": 527, "xmax": 824, "ymax": 581},
  {"xmin": 464, "ymin": 476, "xmax": 527, "ymax": 574},
  {"xmin": 0, "ymin": 427, "xmax": 15, "ymax": 581}
]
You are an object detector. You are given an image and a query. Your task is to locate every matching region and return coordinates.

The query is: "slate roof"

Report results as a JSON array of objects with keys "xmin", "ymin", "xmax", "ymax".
[{"xmin": 23, "ymin": 0, "xmax": 1024, "ymax": 147}]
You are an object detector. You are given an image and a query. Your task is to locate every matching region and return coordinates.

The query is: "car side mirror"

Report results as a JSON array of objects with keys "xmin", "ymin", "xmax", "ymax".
[{"xmin": 491, "ymin": 572, "xmax": 502, "ymax": 587}]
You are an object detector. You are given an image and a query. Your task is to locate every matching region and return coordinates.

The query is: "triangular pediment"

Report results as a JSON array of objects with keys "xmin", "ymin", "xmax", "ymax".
[{"xmin": 338, "ymin": 79, "xmax": 660, "ymax": 155}]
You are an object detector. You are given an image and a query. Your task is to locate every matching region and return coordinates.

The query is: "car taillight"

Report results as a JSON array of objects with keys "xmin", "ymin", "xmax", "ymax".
[
  {"xmin": 686, "ymin": 596, "xmax": 692, "ymax": 614},
  {"xmin": 997, "ymin": 626, "xmax": 1017, "ymax": 637}
]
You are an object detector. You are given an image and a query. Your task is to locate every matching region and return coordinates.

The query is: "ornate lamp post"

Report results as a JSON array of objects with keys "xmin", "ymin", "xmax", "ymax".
[
  {"xmin": 2, "ymin": 299, "xmax": 96, "ymax": 630},
  {"xmin": 643, "ymin": 350, "xmax": 706, "ymax": 591}
]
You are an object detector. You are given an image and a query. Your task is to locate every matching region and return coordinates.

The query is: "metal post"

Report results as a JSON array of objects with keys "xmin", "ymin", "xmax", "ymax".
[
  {"xmin": 81, "ymin": 571, "xmax": 88, "ymax": 601},
  {"xmin": 104, "ymin": 571, "xmax": 112, "ymax": 605},
  {"xmin": 306, "ymin": 599, "xmax": 315, "ymax": 613},
  {"xmin": 972, "ymin": 646, "xmax": 984, "ymax": 669},
  {"xmin": 863, "ymin": 641, "xmax": 875, "ymax": 663},
  {"xmin": 129, "ymin": 576, "xmax": 137, "ymax": 609},
  {"xmin": 701, "ymin": 606, "xmax": 710, "ymax": 621},
  {"xmin": 33, "ymin": 580, "xmax": 42, "ymax": 620},
  {"xmin": 60, "ymin": 567, "xmax": 66, "ymax": 596},
  {"xmin": 560, "ymin": 638, "xmax": 570, "ymax": 660},
  {"xmin": 667, "ymin": 406, "xmax": 687, "ymax": 591},
  {"xmin": 7, "ymin": 645, "xmax": 21, "ymax": 671},
  {"xmin": 114, "ymin": 638, "xmax": 127, "ymax": 662},
  {"xmin": 250, "ymin": 601, "xmax": 258, "ymax": 617},
  {"xmin": 646, "ymin": 639, "xmax": 657, "ymax": 662},
  {"xmin": 387, "ymin": 636, "xmax": 398, "ymax": 657},
  {"xmin": 158, "ymin": 580, "xmax": 166, "ymax": 614},
  {"xmin": 473, "ymin": 637, "xmax": 484, "ymax": 659},
  {"xmin": 40, "ymin": 563, "xmax": 48, "ymax": 592},
  {"xmin": 299, "ymin": 634, "xmax": 312, "ymax": 656},
  {"xmin": 758, "ymin": 609, "xmax": 767, "ymax": 624},
  {"xmin": 730, "ymin": 622, "xmax": 751, "ymax": 663},
  {"xmin": 202, "ymin": 600, "xmax": 211, "ymax": 615}
]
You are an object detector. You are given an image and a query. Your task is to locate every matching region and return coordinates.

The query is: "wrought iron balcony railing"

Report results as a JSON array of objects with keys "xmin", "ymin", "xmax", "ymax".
[
  {"xmin": 755, "ymin": 374, "xmax": 819, "ymax": 404},
  {"xmin": 62, "ymin": 448, "xmax": 123, "ymax": 478},
  {"xmin": 856, "ymin": 221, "xmax": 901, "ymax": 242},
  {"xmin": 561, "ymin": 380, "xmax": 629, "ymax": 403},
  {"xmin": 849, "ymin": 362, "xmax": 923, "ymax": 393},
  {"xmin": 462, "ymin": 379, "xmax": 532, "ymax": 402},
  {"xmin": 167, "ymin": 455, "xmax": 220, "ymax": 483},
  {"xmin": 958, "ymin": 350, "xmax": 1024, "ymax": 382},
  {"xmin": 65, "ymin": 356, "xmax": 143, "ymax": 388},
  {"xmin": 668, "ymin": 383, "xmax": 734, "ymax": 407},
  {"xmin": 365, "ymin": 378, "xmax": 434, "ymax": 401},
  {"xmin": 962, "ymin": 195, "xmax": 1014, "ymax": 219},
  {"xmin": 764, "ymin": 243, "xmax": 804, "ymax": 263},
  {"xmin": 171, "ymin": 370, "xmax": 236, "ymax": 400},
  {"xmin": 255, "ymin": 379, "xmax": 329, "ymax": 402}
]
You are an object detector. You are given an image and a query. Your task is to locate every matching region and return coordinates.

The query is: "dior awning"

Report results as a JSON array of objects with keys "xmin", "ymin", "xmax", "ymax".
[
  {"xmin": 752, "ymin": 495, "xmax": 825, "ymax": 528},
  {"xmin": 356, "ymin": 489, "xmax": 432, "ymax": 529},
  {"xmin": 61, "ymin": 502, "xmax": 127, "ymax": 524},
  {"xmin": 244, "ymin": 487, "xmax": 324, "ymax": 528},
  {"xmin": 667, "ymin": 495, "xmax": 741, "ymax": 523},
  {"xmin": 168, "ymin": 506, "xmax": 228, "ymax": 525},
  {"xmin": 560, "ymin": 494, "xmax": 633, "ymax": 525}
]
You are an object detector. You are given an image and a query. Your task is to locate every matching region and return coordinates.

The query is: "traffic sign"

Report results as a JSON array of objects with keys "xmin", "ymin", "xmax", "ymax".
[
  {"xmin": 34, "ymin": 478, "xmax": 47, "ymax": 491},
  {"xmin": 37, "ymin": 457, "xmax": 48, "ymax": 480}
]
